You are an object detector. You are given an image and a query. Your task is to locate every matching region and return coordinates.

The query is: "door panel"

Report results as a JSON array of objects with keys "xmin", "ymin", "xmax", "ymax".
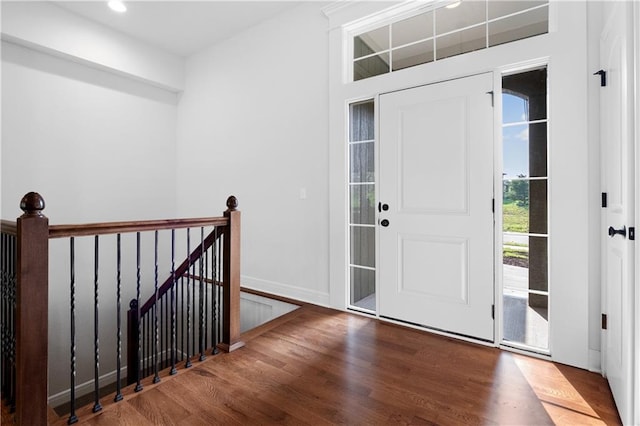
[
  {"xmin": 379, "ymin": 73, "xmax": 494, "ymax": 341},
  {"xmin": 600, "ymin": 2, "xmax": 634, "ymax": 423},
  {"xmin": 398, "ymin": 96, "xmax": 468, "ymax": 214}
]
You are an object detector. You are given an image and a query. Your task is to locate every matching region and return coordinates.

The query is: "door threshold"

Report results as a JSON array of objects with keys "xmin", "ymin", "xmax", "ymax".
[
  {"xmin": 378, "ymin": 315, "xmax": 495, "ymax": 346},
  {"xmin": 500, "ymin": 342, "xmax": 551, "ymax": 359}
]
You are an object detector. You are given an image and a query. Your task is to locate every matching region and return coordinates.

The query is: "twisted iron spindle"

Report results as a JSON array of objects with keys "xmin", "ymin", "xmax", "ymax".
[
  {"xmin": 170, "ymin": 230, "xmax": 177, "ymax": 375},
  {"xmin": 1, "ymin": 234, "xmax": 4, "ymax": 396},
  {"xmin": 92, "ymin": 236, "xmax": 102, "ymax": 413},
  {"xmin": 162, "ymin": 292, "xmax": 166, "ymax": 369},
  {"xmin": 191, "ymin": 244, "xmax": 196, "ymax": 360},
  {"xmin": 180, "ymin": 276, "xmax": 185, "ymax": 362},
  {"xmin": 67, "ymin": 238, "xmax": 78, "ymax": 424},
  {"xmin": 204, "ymin": 243, "xmax": 209, "ymax": 350},
  {"xmin": 0, "ymin": 232, "xmax": 17, "ymax": 411},
  {"xmin": 215, "ymin": 230, "xmax": 222, "ymax": 353},
  {"xmin": 114, "ymin": 234, "xmax": 123, "ymax": 402},
  {"xmin": 9, "ymin": 236, "xmax": 16, "ymax": 412},
  {"xmin": 134, "ymin": 233, "xmax": 143, "ymax": 392},
  {"xmin": 211, "ymin": 228, "xmax": 217, "ymax": 353},
  {"xmin": 185, "ymin": 229, "xmax": 192, "ymax": 368},
  {"xmin": 145, "ymin": 312, "xmax": 150, "ymax": 377},
  {"xmin": 153, "ymin": 231, "xmax": 160, "ymax": 383},
  {"xmin": 199, "ymin": 227, "xmax": 206, "ymax": 362}
]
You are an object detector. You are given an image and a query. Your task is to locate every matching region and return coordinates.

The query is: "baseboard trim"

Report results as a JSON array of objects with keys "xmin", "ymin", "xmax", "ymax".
[
  {"xmin": 241, "ymin": 275, "xmax": 330, "ymax": 307},
  {"xmin": 48, "ymin": 367, "xmax": 127, "ymax": 407}
]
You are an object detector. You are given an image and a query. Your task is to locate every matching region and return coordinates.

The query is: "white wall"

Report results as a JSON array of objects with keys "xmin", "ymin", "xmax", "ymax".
[
  {"xmin": 1, "ymin": 40, "xmax": 179, "ymax": 399},
  {"xmin": 176, "ymin": 2, "xmax": 331, "ymax": 305},
  {"xmin": 1, "ymin": 41, "xmax": 178, "ymax": 223}
]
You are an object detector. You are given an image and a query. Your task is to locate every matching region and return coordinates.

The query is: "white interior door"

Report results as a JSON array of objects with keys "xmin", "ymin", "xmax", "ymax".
[
  {"xmin": 378, "ymin": 73, "xmax": 495, "ymax": 341},
  {"xmin": 600, "ymin": 2, "xmax": 634, "ymax": 423}
]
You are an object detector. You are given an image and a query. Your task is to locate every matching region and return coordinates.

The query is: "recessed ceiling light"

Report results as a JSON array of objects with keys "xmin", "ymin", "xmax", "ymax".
[
  {"xmin": 446, "ymin": 1, "xmax": 461, "ymax": 9},
  {"xmin": 108, "ymin": 1, "xmax": 127, "ymax": 13}
]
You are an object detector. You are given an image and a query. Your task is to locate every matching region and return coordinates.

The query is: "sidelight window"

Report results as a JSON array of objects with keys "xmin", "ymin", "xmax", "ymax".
[
  {"xmin": 501, "ymin": 67, "xmax": 549, "ymax": 352},
  {"xmin": 348, "ymin": 100, "xmax": 376, "ymax": 312}
]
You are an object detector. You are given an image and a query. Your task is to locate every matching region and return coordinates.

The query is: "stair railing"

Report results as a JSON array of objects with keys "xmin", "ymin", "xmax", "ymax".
[{"xmin": 0, "ymin": 192, "xmax": 243, "ymax": 425}]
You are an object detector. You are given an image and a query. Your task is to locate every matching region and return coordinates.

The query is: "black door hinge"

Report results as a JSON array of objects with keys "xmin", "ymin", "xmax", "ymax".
[
  {"xmin": 602, "ymin": 313, "xmax": 607, "ymax": 330},
  {"xmin": 492, "ymin": 198, "xmax": 495, "ymax": 213},
  {"xmin": 594, "ymin": 70, "xmax": 607, "ymax": 87},
  {"xmin": 491, "ymin": 304, "xmax": 495, "ymax": 319},
  {"xmin": 601, "ymin": 192, "xmax": 607, "ymax": 208},
  {"xmin": 630, "ymin": 227, "xmax": 635, "ymax": 241},
  {"xmin": 487, "ymin": 91, "xmax": 494, "ymax": 107}
]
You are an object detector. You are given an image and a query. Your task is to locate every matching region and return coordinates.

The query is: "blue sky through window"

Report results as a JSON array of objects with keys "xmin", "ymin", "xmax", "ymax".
[{"xmin": 503, "ymin": 93, "xmax": 529, "ymax": 179}]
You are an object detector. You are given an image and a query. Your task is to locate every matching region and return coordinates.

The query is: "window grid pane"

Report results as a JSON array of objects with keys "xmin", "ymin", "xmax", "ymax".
[
  {"xmin": 348, "ymin": 100, "xmax": 376, "ymax": 312},
  {"xmin": 501, "ymin": 67, "xmax": 549, "ymax": 352},
  {"xmin": 352, "ymin": 1, "xmax": 548, "ymax": 81}
]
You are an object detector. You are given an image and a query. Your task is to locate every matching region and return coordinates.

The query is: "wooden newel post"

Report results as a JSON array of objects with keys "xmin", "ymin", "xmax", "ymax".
[
  {"xmin": 16, "ymin": 192, "xmax": 49, "ymax": 425},
  {"xmin": 217, "ymin": 196, "xmax": 244, "ymax": 353}
]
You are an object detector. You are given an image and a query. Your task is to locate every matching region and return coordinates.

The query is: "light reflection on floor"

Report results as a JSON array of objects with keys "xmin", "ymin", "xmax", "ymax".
[{"xmin": 513, "ymin": 355, "xmax": 608, "ymax": 425}]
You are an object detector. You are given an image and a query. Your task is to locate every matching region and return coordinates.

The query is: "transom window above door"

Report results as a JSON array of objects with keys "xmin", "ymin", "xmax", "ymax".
[{"xmin": 352, "ymin": 0, "xmax": 549, "ymax": 81}]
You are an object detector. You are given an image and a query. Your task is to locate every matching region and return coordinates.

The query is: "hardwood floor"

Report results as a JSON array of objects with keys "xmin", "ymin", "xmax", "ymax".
[{"xmin": 49, "ymin": 303, "xmax": 620, "ymax": 425}]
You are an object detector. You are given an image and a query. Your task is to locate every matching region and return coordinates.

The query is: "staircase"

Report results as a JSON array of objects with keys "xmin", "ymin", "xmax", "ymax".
[{"xmin": 1, "ymin": 192, "xmax": 244, "ymax": 425}]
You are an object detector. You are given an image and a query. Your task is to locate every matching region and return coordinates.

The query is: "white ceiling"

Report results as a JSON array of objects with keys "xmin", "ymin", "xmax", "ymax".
[{"xmin": 52, "ymin": 1, "xmax": 305, "ymax": 57}]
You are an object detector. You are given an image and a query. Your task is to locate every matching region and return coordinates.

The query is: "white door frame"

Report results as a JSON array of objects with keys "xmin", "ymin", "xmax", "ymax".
[
  {"xmin": 328, "ymin": 1, "xmax": 591, "ymax": 369},
  {"xmin": 634, "ymin": 2, "xmax": 640, "ymax": 423}
]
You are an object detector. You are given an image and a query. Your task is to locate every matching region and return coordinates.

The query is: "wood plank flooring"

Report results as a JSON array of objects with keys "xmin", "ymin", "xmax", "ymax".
[{"xmin": 50, "ymin": 303, "xmax": 620, "ymax": 425}]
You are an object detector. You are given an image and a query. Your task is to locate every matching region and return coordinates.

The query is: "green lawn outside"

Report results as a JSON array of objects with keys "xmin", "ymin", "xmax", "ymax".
[{"xmin": 503, "ymin": 201, "xmax": 529, "ymax": 233}]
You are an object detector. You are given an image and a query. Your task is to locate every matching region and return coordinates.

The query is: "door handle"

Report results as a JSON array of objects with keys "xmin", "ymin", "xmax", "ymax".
[
  {"xmin": 380, "ymin": 219, "xmax": 390, "ymax": 227},
  {"xmin": 608, "ymin": 225, "xmax": 626, "ymax": 238},
  {"xmin": 378, "ymin": 202, "xmax": 389, "ymax": 212}
]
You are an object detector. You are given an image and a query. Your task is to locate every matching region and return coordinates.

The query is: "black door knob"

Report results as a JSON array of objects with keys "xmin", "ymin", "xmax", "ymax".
[
  {"xmin": 608, "ymin": 226, "xmax": 626, "ymax": 238},
  {"xmin": 381, "ymin": 219, "xmax": 389, "ymax": 227}
]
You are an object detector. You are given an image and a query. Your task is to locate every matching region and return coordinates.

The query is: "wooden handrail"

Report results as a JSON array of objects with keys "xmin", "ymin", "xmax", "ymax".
[
  {"xmin": 1, "ymin": 219, "xmax": 17, "ymax": 235},
  {"xmin": 49, "ymin": 216, "xmax": 228, "ymax": 239}
]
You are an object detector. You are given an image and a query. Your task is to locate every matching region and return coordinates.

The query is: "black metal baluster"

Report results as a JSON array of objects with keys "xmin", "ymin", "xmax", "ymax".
[
  {"xmin": 135, "ymin": 232, "xmax": 143, "ymax": 392},
  {"xmin": 191, "ymin": 244, "xmax": 196, "ymax": 360},
  {"xmin": 212, "ymin": 228, "xmax": 218, "ymax": 352},
  {"xmin": 146, "ymin": 311, "xmax": 150, "ymax": 377},
  {"xmin": 67, "ymin": 238, "xmax": 78, "ymax": 424},
  {"xmin": 153, "ymin": 231, "xmax": 160, "ymax": 383},
  {"xmin": 204, "ymin": 241, "xmax": 209, "ymax": 350},
  {"xmin": 210, "ymin": 228, "xmax": 216, "ymax": 352},
  {"xmin": 1, "ymin": 234, "xmax": 4, "ymax": 395},
  {"xmin": 180, "ymin": 275, "xmax": 185, "ymax": 362},
  {"xmin": 170, "ymin": 230, "xmax": 178, "ymax": 374},
  {"xmin": 161, "ymin": 293, "xmax": 166, "ymax": 369},
  {"xmin": 185, "ymin": 229, "xmax": 192, "ymax": 368},
  {"xmin": 9, "ymin": 233, "xmax": 16, "ymax": 412},
  {"xmin": 115, "ymin": 234, "xmax": 123, "ymax": 402},
  {"xmin": 1, "ymin": 233, "xmax": 7, "ymax": 397},
  {"xmin": 164, "ymin": 291, "xmax": 168, "ymax": 369},
  {"xmin": 93, "ymin": 236, "xmax": 102, "ymax": 413},
  {"xmin": 199, "ymin": 227, "xmax": 205, "ymax": 361},
  {"xmin": 217, "ymin": 230, "xmax": 222, "ymax": 351},
  {"xmin": 143, "ymin": 316, "xmax": 147, "ymax": 378}
]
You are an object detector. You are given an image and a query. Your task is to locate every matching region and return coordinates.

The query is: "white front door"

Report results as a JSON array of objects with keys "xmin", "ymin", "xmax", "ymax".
[
  {"xmin": 378, "ymin": 73, "xmax": 495, "ymax": 341},
  {"xmin": 600, "ymin": 2, "xmax": 635, "ymax": 423}
]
